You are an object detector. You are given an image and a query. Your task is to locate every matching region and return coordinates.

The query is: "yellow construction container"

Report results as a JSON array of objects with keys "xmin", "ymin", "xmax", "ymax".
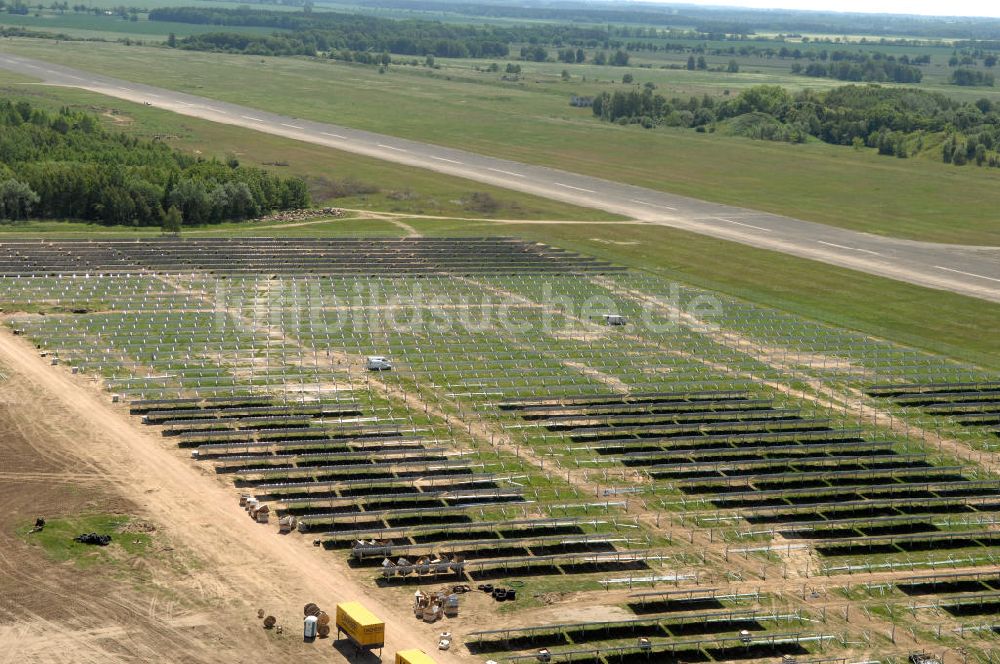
[
  {"xmin": 335, "ymin": 602, "xmax": 385, "ymax": 649},
  {"xmin": 395, "ymin": 649, "xmax": 438, "ymax": 664}
]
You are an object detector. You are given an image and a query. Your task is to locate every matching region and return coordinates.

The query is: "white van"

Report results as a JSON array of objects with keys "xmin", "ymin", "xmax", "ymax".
[{"xmin": 366, "ymin": 356, "xmax": 393, "ymax": 371}]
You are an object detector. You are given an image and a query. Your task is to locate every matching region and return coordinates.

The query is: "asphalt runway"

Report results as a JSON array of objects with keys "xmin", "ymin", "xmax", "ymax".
[{"xmin": 1, "ymin": 52, "xmax": 998, "ymax": 303}]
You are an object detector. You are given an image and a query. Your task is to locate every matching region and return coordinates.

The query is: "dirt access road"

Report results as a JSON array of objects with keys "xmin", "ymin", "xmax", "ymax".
[{"xmin": 0, "ymin": 327, "xmax": 466, "ymax": 664}]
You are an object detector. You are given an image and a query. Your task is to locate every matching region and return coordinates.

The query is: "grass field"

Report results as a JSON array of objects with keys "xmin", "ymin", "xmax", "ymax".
[
  {"xmin": 2, "ymin": 38, "xmax": 999, "ymax": 245},
  {"xmin": 18, "ymin": 514, "xmax": 154, "ymax": 569}
]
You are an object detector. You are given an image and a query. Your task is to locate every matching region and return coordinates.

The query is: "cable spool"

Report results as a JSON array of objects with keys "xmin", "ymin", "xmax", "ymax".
[
  {"xmin": 263, "ymin": 616, "xmax": 277, "ymax": 629},
  {"xmin": 317, "ymin": 624, "xmax": 331, "ymax": 639},
  {"xmin": 257, "ymin": 609, "xmax": 265, "ymax": 619},
  {"xmin": 317, "ymin": 611, "xmax": 330, "ymax": 626},
  {"xmin": 303, "ymin": 603, "xmax": 320, "ymax": 617}
]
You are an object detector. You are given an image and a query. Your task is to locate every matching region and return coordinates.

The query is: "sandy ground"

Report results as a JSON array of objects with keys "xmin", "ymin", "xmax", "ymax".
[{"xmin": 0, "ymin": 328, "xmax": 469, "ymax": 664}]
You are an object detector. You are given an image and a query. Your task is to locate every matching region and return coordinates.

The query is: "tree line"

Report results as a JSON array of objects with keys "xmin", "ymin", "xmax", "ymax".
[
  {"xmin": 269, "ymin": 0, "xmax": 1000, "ymax": 40},
  {"xmin": 151, "ymin": 6, "xmax": 622, "ymax": 58},
  {"xmin": 0, "ymin": 99, "xmax": 308, "ymax": 225},
  {"xmin": 950, "ymin": 68, "xmax": 995, "ymax": 87},
  {"xmin": 589, "ymin": 83, "xmax": 1000, "ymax": 167},
  {"xmin": 792, "ymin": 55, "xmax": 923, "ymax": 84}
]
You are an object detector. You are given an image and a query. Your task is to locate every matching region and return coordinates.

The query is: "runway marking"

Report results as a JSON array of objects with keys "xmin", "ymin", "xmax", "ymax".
[
  {"xmin": 377, "ymin": 144, "xmax": 408, "ymax": 152},
  {"xmin": 118, "ymin": 87, "xmax": 133, "ymax": 92},
  {"xmin": 147, "ymin": 93, "xmax": 161, "ymax": 98},
  {"xmin": 321, "ymin": 132, "xmax": 346, "ymax": 139},
  {"xmin": 629, "ymin": 199, "xmax": 676, "ymax": 211},
  {"xmin": 281, "ymin": 123, "xmax": 304, "ymax": 129},
  {"xmin": 817, "ymin": 240, "xmax": 881, "ymax": 256},
  {"xmin": 933, "ymin": 265, "xmax": 1000, "ymax": 283},
  {"xmin": 45, "ymin": 69, "xmax": 58, "ymax": 74},
  {"xmin": 205, "ymin": 107, "xmax": 227, "ymax": 114},
  {"xmin": 431, "ymin": 156, "xmax": 464, "ymax": 164},
  {"xmin": 178, "ymin": 101, "xmax": 195, "ymax": 107},
  {"xmin": 554, "ymin": 182, "xmax": 596, "ymax": 193},
  {"xmin": 241, "ymin": 115, "xmax": 264, "ymax": 122},
  {"xmin": 488, "ymin": 168, "xmax": 525, "ymax": 178},
  {"xmin": 714, "ymin": 217, "xmax": 772, "ymax": 232},
  {"xmin": 65, "ymin": 74, "xmax": 84, "ymax": 81}
]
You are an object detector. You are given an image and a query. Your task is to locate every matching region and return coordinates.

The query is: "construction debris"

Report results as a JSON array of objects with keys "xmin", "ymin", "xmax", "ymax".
[
  {"xmin": 909, "ymin": 654, "xmax": 943, "ymax": 664},
  {"xmin": 244, "ymin": 497, "xmax": 270, "ymax": 524},
  {"xmin": 413, "ymin": 588, "xmax": 461, "ymax": 622},
  {"xmin": 74, "ymin": 533, "xmax": 111, "ymax": 546}
]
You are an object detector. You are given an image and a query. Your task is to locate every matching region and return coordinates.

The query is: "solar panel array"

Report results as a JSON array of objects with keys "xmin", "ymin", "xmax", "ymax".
[
  {"xmin": 502, "ymin": 390, "xmax": 1000, "ymax": 574},
  {"xmin": 867, "ymin": 382, "xmax": 1000, "ymax": 441},
  {"xmin": 130, "ymin": 395, "xmax": 652, "ymax": 584},
  {"xmin": 0, "ymin": 238, "xmax": 621, "ymax": 276},
  {"xmin": 4, "ymin": 244, "xmax": 999, "ymax": 662}
]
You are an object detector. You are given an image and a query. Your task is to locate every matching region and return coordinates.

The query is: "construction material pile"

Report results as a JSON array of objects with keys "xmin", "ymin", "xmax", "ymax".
[{"xmin": 412, "ymin": 588, "xmax": 461, "ymax": 623}]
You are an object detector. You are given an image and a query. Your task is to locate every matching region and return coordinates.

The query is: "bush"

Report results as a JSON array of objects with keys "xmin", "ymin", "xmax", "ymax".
[{"xmin": 465, "ymin": 192, "xmax": 501, "ymax": 214}]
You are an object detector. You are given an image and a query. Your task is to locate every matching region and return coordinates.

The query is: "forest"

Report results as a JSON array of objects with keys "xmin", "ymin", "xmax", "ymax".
[
  {"xmin": 0, "ymin": 99, "xmax": 309, "ymax": 225},
  {"xmin": 590, "ymin": 84, "xmax": 1000, "ymax": 167},
  {"xmin": 151, "ymin": 7, "xmax": 615, "ymax": 57}
]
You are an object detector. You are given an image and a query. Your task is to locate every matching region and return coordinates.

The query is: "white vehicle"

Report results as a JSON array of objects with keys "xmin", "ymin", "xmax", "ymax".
[
  {"xmin": 603, "ymin": 314, "xmax": 627, "ymax": 326},
  {"xmin": 366, "ymin": 356, "xmax": 393, "ymax": 371}
]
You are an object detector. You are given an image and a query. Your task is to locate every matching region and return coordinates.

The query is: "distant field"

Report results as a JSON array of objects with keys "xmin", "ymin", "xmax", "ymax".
[
  {"xmin": 2, "ymin": 38, "xmax": 999, "ymax": 246},
  {"xmin": 0, "ymin": 10, "xmax": 284, "ymax": 41}
]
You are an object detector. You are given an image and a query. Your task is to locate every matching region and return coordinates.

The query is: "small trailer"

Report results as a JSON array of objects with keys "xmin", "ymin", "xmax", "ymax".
[{"xmin": 603, "ymin": 314, "xmax": 627, "ymax": 326}]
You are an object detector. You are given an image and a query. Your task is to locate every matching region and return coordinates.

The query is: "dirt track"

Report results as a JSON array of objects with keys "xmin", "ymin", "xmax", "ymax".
[{"xmin": 0, "ymin": 328, "xmax": 466, "ymax": 663}]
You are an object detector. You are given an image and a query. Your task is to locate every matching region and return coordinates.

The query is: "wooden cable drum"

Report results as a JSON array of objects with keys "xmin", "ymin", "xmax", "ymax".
[
  {"xmin": 263, "ymin": 616, "xmax": 277, "ymax": 629},
  {"xmin": 303, "ymin": 603, "xmax": 320, "ymax": 617},
  {"xmin": 317, "ymin": 624, "xmax": 331, "ymax": 638},
  {"xmin": 317, "ymin": 611, "xmax": 330, "ymax": 626}
]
